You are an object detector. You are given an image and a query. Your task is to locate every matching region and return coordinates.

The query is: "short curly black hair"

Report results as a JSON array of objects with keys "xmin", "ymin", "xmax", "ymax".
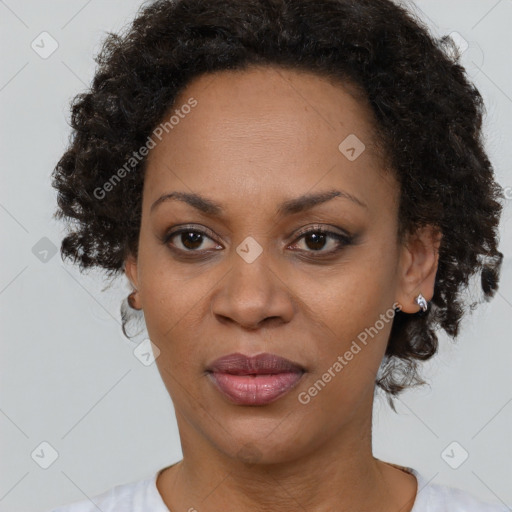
[{"xmin": 52, "ymin": 0, "xmax": 505, "ymax": 403}]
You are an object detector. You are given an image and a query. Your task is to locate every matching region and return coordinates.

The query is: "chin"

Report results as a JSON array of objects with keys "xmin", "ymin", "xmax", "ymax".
[{"xmin": 217, "ymin": 428, "xmax": 312, "ymax": 466}]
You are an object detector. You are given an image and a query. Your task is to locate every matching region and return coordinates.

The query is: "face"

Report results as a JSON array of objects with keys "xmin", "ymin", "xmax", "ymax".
[{"xmin": 125, "ymin": 65, "xmax": 440, "ymax": 465}]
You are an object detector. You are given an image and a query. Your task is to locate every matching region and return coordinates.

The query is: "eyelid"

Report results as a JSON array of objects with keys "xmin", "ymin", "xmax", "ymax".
[
  {"xmin": 291, "ymin": 223, "xmax": 352, "ymax": 240},
  {"xmin": 163, "ymin": 223, "xmax": 220, "ymax": 243}
]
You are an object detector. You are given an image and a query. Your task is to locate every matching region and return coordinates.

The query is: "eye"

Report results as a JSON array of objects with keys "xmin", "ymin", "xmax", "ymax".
[
  {"xmin": 289, "ymin": 226, "xmax": 353, "ymax": 256},
  {"xmin": 162, "ymin": 224, "xmax": 354, "ymax": 258},
  {"xmin": 163, "ymin": 225, "xmax": 221, "ymax": 254}
]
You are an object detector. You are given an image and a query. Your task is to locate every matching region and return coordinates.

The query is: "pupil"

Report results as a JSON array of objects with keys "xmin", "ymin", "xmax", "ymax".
[{"xmin": 306, "ymin": 232, "xmax": 326, "ymax": 251}]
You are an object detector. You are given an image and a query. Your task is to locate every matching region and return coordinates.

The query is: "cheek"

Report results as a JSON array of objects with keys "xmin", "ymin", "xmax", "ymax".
[
  {"xmin": 296, "ymin": 279, "xmax": 395, "ymax": 422},
  {"xmin": 136, "ymin": 232, "xmax": 205, "ymax": 335},
  {"xmin": 306, "ymin": 249, "xmax": 397, "ymax": 328},
  {"xmin": 310, "ymin": 285, "xmax": 393, "ymax": 378},
  {"xmin": 301, "ymin": 246, "xmax": 399, "ymax": 375}
]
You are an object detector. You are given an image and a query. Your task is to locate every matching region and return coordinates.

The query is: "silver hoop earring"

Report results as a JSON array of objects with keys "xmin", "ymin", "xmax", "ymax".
[{"xmin": 415, "ymin": 293, "xmax": 428, "ymax": 312}]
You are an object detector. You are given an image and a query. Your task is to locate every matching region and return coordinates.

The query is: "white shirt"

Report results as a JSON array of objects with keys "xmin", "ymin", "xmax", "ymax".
[{"xmin": 48, "ymin": 465, "xmax": 508, "ymax": 511}]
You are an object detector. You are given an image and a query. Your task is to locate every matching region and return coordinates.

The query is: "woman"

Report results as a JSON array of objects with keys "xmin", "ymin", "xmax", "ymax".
[{"xmin": 49, "ymin": 0, "xmax": 507, "ymax": 510}]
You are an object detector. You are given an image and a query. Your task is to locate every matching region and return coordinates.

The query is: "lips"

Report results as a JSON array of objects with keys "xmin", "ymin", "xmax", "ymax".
[{"xmin": 206, "ymin": 352, "xmax": 305, "ymax": 405}]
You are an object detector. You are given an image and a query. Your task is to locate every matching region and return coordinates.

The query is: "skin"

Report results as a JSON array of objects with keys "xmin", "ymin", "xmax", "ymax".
[{"xmin": 124, "ymin": 65, "xmax": 441, "ymax": 512}]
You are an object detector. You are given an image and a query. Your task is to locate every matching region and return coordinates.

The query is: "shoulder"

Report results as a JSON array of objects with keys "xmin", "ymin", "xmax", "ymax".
[
  {"xmin": 47, "ymin": 473, "xmax": 166, "ymax": 512},
  {"xmin": 410, "ymin": 469, "xmax": 508, "ymax": 512}
]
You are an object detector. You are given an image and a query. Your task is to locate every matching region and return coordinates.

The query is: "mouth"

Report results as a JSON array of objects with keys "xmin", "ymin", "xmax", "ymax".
[{"xmin": 206, "ymin": 352, "xmax": 306, "ymax": 406}]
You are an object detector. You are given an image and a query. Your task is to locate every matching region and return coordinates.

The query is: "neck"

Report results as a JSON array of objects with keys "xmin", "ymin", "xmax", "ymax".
[{"xmin": 158, "ymin": 400, "xmax": 417, "ymax": 512}]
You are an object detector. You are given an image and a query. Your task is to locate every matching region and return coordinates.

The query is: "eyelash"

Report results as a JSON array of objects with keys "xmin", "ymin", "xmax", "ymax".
[{"xmin": 162, "ymin": 224, "xmax": 354, "ymax": 259}]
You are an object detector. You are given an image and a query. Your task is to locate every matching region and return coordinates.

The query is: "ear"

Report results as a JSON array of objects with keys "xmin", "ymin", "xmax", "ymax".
[
  {"xmin": 124, "ymin": 252, "xmax": 142, "ymax": 309},
  {"xmin": 395, "ymin": 224, "xmax": 442, "ymax": 314}
]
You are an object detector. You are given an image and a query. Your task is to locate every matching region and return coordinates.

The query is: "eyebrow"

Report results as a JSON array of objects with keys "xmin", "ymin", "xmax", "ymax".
[{"xmin": 149, "ymin": 188, "xmax": 367, "ymax": 217}]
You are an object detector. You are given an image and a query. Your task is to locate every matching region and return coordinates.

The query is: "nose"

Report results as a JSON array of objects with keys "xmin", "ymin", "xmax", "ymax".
[{"xmin": 210, "ymin": 251, "xmax": 295, "ymax": 330}]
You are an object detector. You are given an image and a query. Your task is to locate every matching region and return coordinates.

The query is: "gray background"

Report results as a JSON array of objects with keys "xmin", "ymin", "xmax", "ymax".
[{"xmin": 1, "ymin": 1, "xmax": 511, "ymax": 511}]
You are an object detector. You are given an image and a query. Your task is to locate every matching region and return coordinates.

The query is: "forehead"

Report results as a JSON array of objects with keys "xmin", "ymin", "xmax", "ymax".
[{"xmin": 143, "ymin": 65, "xmax": 397, "ymax": 215}]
